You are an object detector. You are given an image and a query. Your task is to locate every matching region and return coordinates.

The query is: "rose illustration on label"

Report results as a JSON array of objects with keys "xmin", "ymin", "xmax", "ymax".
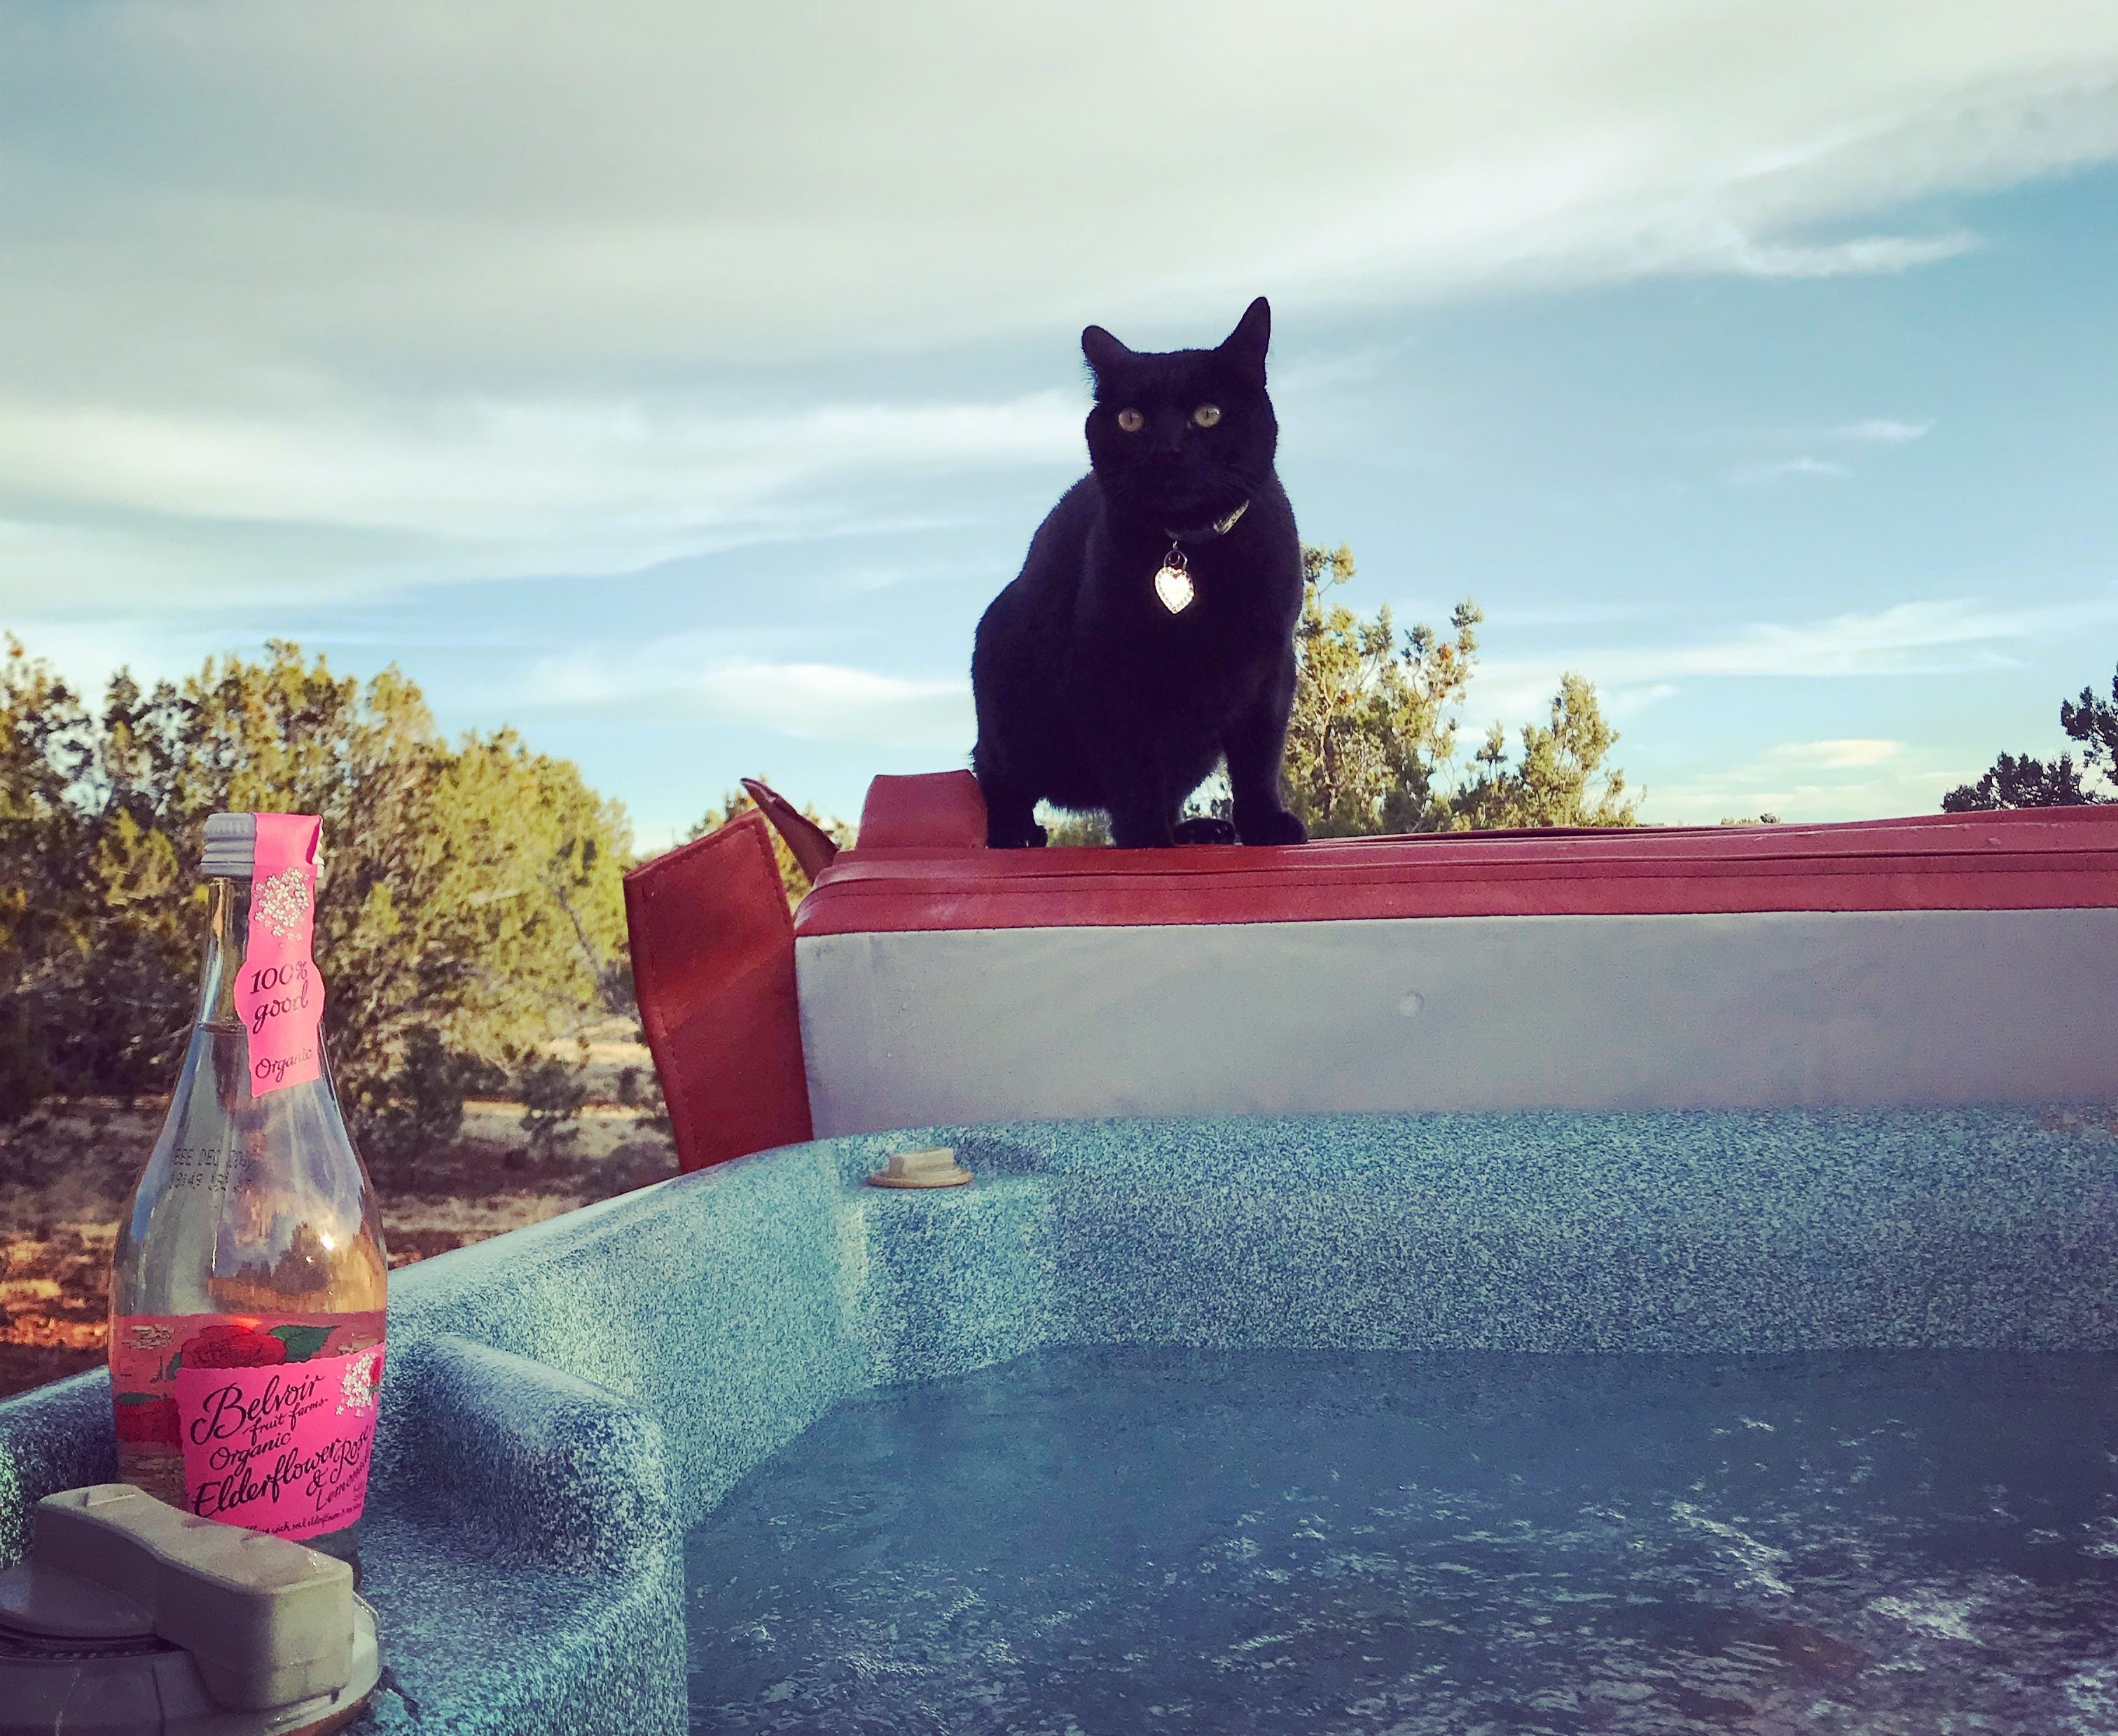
[
  {"xmin": 113, "ymin": 1394, "xmax": 181, "ymax": 1445},
  {"xmin": 183, "ymin": 1321, "xmax": 291, "ymax": 1369}
]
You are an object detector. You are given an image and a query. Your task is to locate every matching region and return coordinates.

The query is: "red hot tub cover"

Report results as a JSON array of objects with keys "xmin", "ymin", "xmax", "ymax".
[{"xmin": 628, "ymin": 772, "xmax": 2118, "ymax": 1168}]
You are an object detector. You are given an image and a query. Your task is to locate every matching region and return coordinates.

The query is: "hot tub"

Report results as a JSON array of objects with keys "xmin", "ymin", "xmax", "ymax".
[
  {"xmin": 11, "ymin": 796, "xmax": 2118, "ymax": 1729},
  {"xmin": 8, "ymin": 1106, "xmax": 2118, "ymax": 1731}
]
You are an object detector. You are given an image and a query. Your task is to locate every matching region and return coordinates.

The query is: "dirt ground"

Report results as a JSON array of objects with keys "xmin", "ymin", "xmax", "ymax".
[{"xmin": 0, "ymin": 1030, "xmax": 677, "ymax": 1401}]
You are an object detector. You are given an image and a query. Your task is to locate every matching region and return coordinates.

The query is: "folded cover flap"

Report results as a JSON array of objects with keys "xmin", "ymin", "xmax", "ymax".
[
  {"xmin": 625, "ymin": 810, "xmax": 811, "ymax": 1170},
  {"xmin": 740, "ymin": 777, "xmax": 841, "ymax": 882}
]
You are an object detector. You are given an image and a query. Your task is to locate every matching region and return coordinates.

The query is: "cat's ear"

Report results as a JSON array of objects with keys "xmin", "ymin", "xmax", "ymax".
[
  {"xmin": 1081, "ymin": 324, "xmax": 1133, "ymax": 379},
  {"xmin": 1219, "ymin": 297, "xmax": 1271, "ymax": 382}
]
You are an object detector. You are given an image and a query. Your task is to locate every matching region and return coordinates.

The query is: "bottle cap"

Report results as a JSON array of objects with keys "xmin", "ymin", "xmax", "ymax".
[
  {"xmin": 202, "ymin": 812, "xmax": 327, "ymax": 881},
  {"xmin": 200, "ymin": 812, "xmax": 257, "ymax": 879}
]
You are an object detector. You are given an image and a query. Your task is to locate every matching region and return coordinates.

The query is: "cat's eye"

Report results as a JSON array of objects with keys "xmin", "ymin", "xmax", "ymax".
[
  {"xmin": 1116, "ymin": 408, "xmax": 1144, "ymax": 433},
  {"xmin": 1192, "ymin": 403, "xmax": 1222, "ymax": 428}
]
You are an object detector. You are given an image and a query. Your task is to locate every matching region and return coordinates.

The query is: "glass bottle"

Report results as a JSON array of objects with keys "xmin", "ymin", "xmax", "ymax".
[{"xmin": 109, "ymin": 812, "xmax": 388, "ymax": 1574}]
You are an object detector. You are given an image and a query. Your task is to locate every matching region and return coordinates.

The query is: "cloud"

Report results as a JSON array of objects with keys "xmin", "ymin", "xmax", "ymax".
[
  {"xmin": 1763, "ymin": 738, "xmax": 1904, "ymax": 768},
  {"xmin": 1599, "ymin": 682, "xmax": 1682, "ymax": 721},
  {"xmin": 1644, "ymin": 767, "xmax": 1958, "ymax": 825},
  {"xmin": 1466, "ymin": 588, "xmax": 2118, "ymax": 730},
  {"xmin": 1723, "ymin": 417, "xmax": 1929, "ymax": 487},
  {"xmin": 1701, "ymin": 230, "xmax": 1981, "ymax": 278},
  {"xmin": 1730, "ymin": 455, "xmax": 1851, "ymax": 485},
  {"xmin": 8, "ymin": 5, "xmax": 2118, "ymax": 386},
  {"xmin": 1829, "ymin": 418, "xmax": 1934, "ymax": 442},
  {"xmin": 1640, "ymin": 738, "xmax": 1961, "ymax": 824},
  {"xmin": 0, "ymin": 389, "xmax": 1081, "ymax": 611},
  {"xmin": 1482, "ymin": 602, "xmax": 1657, "ymax": 629},
  {"xmin": 526, "ymin": 639, "xmax": 974, "ymax": 749},
  {"xmin": 1268, "ymin": 338, "xmax": 1423, "ymax": 398},
  {"xmin": 1, "ymin": 2, "xmax": 2114, "ymax": 611},
  {"xmin": 1634, "ymin": 592, "xmax": 2118, "ymax": 681},
  {"xmin": 0, "ymin": 615, "xmax": 242, "ymax": 707}
]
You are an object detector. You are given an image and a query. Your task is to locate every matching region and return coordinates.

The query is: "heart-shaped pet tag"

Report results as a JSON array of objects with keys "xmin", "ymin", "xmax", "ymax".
[{"xmin": 1154, "ymin": 562, "xmax": 1194, "ymax": 614}]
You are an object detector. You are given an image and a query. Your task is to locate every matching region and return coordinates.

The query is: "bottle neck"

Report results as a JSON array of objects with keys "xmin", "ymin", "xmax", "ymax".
[{"xmin": 195, "ymin": 876, "xmax": 251, "ymax": 1029}]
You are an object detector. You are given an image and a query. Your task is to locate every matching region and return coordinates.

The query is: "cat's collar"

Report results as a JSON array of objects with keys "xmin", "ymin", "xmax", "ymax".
[
  {"xmin": 1151, "ymin": 501, "xmax": 1251, "ymax": 615},
  {"xmin": 1162, "ymin": 499, "xmax": 1250, "ymax": 543}
]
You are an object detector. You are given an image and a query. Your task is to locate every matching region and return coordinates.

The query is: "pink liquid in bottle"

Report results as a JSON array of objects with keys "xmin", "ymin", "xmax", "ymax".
[{"xmin": 109, "ymin": 813, "xmax": 388, "ymax": 1574}]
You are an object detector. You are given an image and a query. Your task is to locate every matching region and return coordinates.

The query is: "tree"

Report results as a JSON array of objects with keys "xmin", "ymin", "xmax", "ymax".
[
  {"xmin": 1280, "ymin": 545, "xmax": 1635, "ymax": 836},
  {"xmin": 1449, "ymin": 674, "xmax": 1639, "ymax": 831},
  {"xmin": 1281, "ymin": 545, "xmax": 1485, "ymax": 836},
  {"xmin": 0, "ymin": 640, "xmax": 633, "ymax": 1148},
  {"xmin": 0, "ymin": 641, "xmax": 99, "ymax": 1117},
  {"xmin": 1944, "ymin": 667, "xmax": 2118, "ymax": 812},
  {"xmin": 1009, "ymin": 544, "xmax": 1635, "ymax": 842},
  {"xmin": 1041, "ymin": 811, "xmax": 1113, "ymax": 846},
  {"xmin": 515, "ymin": 1039, "xmax": 591, "ymax": 1158}
]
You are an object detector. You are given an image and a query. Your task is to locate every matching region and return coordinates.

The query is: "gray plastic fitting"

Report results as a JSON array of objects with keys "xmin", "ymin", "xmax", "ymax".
[{"xmin": 0, "ymin": 1483, "xmax": 379, "ymax": 1735}]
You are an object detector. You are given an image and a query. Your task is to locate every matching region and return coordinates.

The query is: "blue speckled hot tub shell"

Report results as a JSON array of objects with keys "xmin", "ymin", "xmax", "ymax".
[{"xmin": 4, "ymin": 1106, "xmax": 2117, "ymax": 1732}]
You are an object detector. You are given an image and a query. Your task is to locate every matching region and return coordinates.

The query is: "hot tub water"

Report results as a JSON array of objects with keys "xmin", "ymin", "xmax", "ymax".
[{"xmin": 686, "ymin": 1347, "xmax": 2118, "ymax": 1735}]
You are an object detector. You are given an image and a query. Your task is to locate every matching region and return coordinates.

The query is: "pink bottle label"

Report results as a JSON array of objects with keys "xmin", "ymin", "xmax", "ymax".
[
  {"xmin": 235, "ymin": 813, "xmax": 325, "ymax": 1096},
  {"xmin": 174, "ymin": 1338, "xmax": 386, "ymax": 1541}
]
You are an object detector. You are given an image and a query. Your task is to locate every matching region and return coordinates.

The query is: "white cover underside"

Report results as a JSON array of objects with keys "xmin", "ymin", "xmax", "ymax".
[{"xmin": 796, "ymin": 909, "xmax": 2118, "ymax": 1135}]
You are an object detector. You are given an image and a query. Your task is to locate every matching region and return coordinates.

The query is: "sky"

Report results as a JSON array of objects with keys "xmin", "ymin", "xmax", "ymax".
[{"xmin": 3, "ymin": 1, "xmax": 2116, "ymax": 847}]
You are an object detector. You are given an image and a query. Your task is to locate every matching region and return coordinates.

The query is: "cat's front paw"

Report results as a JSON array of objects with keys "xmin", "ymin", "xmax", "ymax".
[
  {"xmin": 1172, "ymin": 817, "xmax": 1240, "ymax": 847},
  {"xmin": 1236, "ymin": 808, "xmax": 1307, "ymax": 846},
  {"xmin": 987, "ymin": 819, "xmax": 1048, "ymax": 849}
]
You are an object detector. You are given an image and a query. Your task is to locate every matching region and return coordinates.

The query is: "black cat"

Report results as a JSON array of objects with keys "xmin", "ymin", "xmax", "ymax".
[{"xmin": 971, "ymin": 297, "xmax": 1308, "ymax": 850}]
